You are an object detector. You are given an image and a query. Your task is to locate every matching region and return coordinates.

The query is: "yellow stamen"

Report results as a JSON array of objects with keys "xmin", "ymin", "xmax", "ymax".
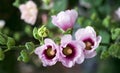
[
  {"xmin": 63, "ymin": 46, "xmax": 72, "ymax": 56},
  {"xmin": 85, "ymin": 41, "xmax": 92, "ymax": 50},
  {"xmin": 46, "ymin": 48, "xmax": 55, "ymax": 57}
]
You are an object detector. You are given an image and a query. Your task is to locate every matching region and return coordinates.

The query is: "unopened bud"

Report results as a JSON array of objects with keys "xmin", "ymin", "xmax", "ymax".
[{"xmin": 38, "ymin": 25, "xmax": 49, "ymax": 38}]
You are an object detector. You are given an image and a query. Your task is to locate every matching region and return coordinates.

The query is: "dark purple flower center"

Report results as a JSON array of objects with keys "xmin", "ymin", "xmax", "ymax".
[
  {"xmin": 62, "ymin": 44, "xmax": 75, "ymax": 59},
  {"xmin": 83, "ymin": 38, "xmax": 94, "ymax": 50},
  {"xmin": 44, "ymin": 46, "xmax": 56, "ymax": 59}
]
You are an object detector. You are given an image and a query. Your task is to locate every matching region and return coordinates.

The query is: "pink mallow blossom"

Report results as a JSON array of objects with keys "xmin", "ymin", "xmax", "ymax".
[
  {"xmin": 19, "ymin": 1, "xmax": 38, "ymax": 25},
  {"xmin": 75, "ymin": 26, "xmax": 102, "ymax": 58},
  {"xmin": 34, "ymin": 38, "xmax": 59, "ymax": 66},
  {"xmin": 59, "ymin": 34, "xmax": 85, "ymax": 68},
  {"xmin": 115, "ymin": 7, "xmax": 120, "ymax": 19},
  {"xmin": 52, "ymin": 9, "xmax": 78, "ymax": 31}
]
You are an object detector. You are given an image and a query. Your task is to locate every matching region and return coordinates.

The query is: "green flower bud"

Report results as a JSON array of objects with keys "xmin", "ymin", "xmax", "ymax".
[{"xmin": 38, "ymin": 25, "xmax": 49, "ymax": 38}]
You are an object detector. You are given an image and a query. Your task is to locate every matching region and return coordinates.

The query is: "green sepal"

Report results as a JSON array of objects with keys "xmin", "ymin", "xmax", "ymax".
[
  {"xmin": 33, "ymin": 27, "xmax": 40, "ymax": 40},
  {"xmin": 63, "ymin": 28, "xmax": 72, "ymax": 34}
]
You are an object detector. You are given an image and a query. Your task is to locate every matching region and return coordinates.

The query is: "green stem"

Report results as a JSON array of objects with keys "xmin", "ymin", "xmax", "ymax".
[
  {"xmin": 0, "ymin": 45, "xmax": 39, "ymax": 53},
  {"xmin": 40, "ymin": 37, "xmax": 44, "ymax": 45}
]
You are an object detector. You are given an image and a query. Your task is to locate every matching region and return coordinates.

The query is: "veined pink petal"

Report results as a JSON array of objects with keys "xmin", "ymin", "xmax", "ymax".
[
  {"xmin": 51, "ymin": 9, "xmax": 78, "ymax": 31},
  {"xmin": 19, "ymin": 1, "xmax": 38, "ymax": 25},
  {"xmin": 34, "ymin": 38, "xmax": 59, "ymax": 66},
  {"xmin": 59, "ymin": 34, "xmax": 85, "ymax": 68},
  {"xmin": 61, "ymin": 34, "xmax": 72, "ymax": 45},
  {"xmin": 75, "ymin": 26, "xmax": 102, "ymax": 58},
  {"xmin": 84, "ymin": 50, "xmax": 97, "ymax": 58}
]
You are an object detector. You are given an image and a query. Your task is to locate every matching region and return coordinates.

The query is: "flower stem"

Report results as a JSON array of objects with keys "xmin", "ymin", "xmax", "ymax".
[{"xmin": 0, "ymin": 45, "xmax": 39, "ymax": 53}]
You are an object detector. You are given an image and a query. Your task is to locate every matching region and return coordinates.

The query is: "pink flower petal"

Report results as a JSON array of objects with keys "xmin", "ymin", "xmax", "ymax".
[
  {"xmin": 59, "ymin": 35, "xmax": 85, "ymax": 68},
  {"xmin": 19, "ymin": 1, "xmax": 38, "ymax": 25},
  {"xmin": 51, "ymin": 9, "xmax": 78, "ymax": 31},
  {"xmin": 34, "ymin": 38, "xmax": 59, "ymax": 66},
  {"xmin": 75, "ymin": 26, "xmax": 102, "ymax": 58}
]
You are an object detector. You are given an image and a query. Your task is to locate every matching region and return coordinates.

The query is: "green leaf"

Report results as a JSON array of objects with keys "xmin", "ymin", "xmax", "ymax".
[
  {"xmin": 33, "ymin": 27, "xmax": 40, "ymax": 40},
  {"xmin": 13, "ymin": 0, "xmax": 20, "ymax": 8},
  {"xmin": 98, "ymin": 4, "xmax": 111, "ymax": 15},
  {"xmin": 18, "ymin": 50, "xmax": 29, "ymax": 63},
  {"xmin": 108, "ymin": 43, "xmax": 120, "ymax": 59},
  {"xmin": 25, "ymin": 42, "xmax": 35, "ymax": 53},
  {"xmin": 0, "ymin": 34, "xmax": 7, "ymax": 45},
  {"xmin": 13, "ymin": 0, "xmax": 28, "ymax": 8},
  {"xmin": 100, "ymin": 49, "xmax": 109, "ymax": 59},
  {"xmin": 99, "ymin": 30, "xmax": 110, "ymax": 44},
  {"xmin": 17, "ymin": 55, "xmax": 22, "ymax": 61},
  {"xmin": 96, "ymin": 46, "xmax": 107, "ymax": 53},
  {"xmin": 7, "ymin": 37, "xmax": 15, "ymax": 49},
  {"xmin": 82, "ymin": 19, "xmax": 92, "ymax": 27},
  {"xmin": 111, "ymin": 28, "xmax": 120, "ymax": 40},
  {"xmin": 90, "ymin": 13, "xmax": 97, "ymax": 21},
  {"xmin": 0, "ymin": 48, "xmax": 5, "ymax": 61},
  {"xmin": 102, "ymin": 15, "xmax": 111, "ymax": 28}
]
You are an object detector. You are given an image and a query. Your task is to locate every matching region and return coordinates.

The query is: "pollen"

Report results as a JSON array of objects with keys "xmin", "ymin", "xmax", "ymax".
[
  {"xmin": 63, "ymin": 46, "xmax": 73, "ymax": 56},
  {"xmin": 46, "ymin": 48, "xmax": 55, "ymax": 57},
  {"xmin": 85, "ymin": 41, "xmax": 92, "ymax": 50}
]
